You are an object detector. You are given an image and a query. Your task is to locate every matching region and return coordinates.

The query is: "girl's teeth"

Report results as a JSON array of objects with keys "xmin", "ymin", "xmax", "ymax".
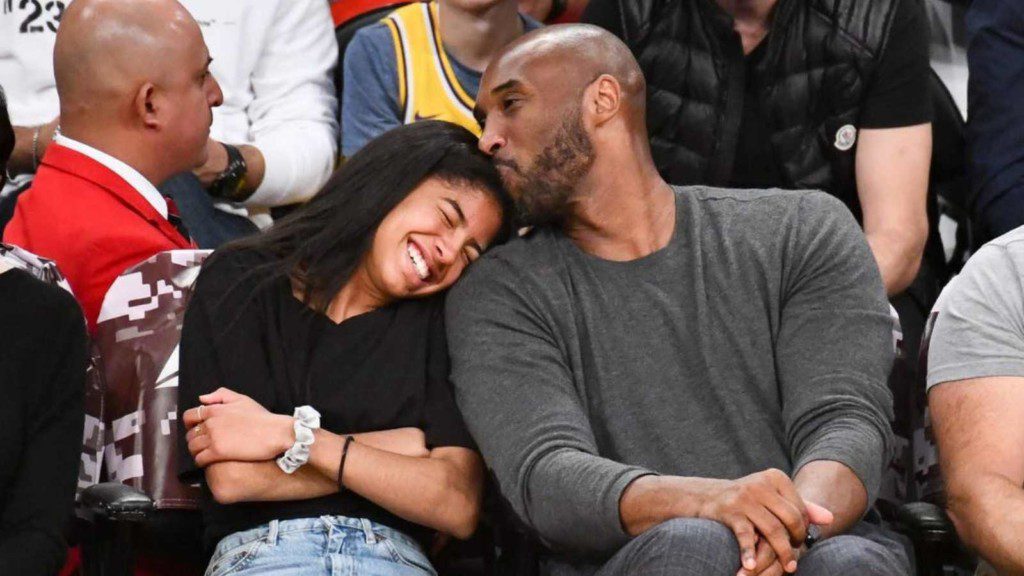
[{"xmin": 407, "ymin": 244, "xmax": 429, "ymax": 280}]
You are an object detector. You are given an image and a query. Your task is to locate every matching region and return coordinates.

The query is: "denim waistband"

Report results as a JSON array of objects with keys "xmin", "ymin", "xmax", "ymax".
[{"xmin": 214, "ymin": 515, "xmax": 423, "ymax": 554}]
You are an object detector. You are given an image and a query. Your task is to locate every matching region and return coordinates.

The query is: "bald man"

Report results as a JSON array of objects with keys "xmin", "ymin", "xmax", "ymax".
[
  {"xmin": 445, "ymin": 25, "xmax": 909, "ymax": 576},
  {"xmin": 4, "ymin": 0, "xmax": 221, "ymax": 332}
]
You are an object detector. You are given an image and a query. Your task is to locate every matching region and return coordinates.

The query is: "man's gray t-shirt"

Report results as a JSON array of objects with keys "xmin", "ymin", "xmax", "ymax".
[
  {"xmin": 927, "ymin": 226, "xmax": 1024, "ymax": 389},
  {"xmin": 446, "ymin": 187, "xmax": 895, "ymax": 558}
]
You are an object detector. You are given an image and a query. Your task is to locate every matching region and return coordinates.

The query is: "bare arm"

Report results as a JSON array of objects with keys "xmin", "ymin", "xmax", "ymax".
[
  {"xmin": 306, "ymin": 431, "xmax": 484, "ymax": 540},
  {"xmin": 185, "ymin": 392, "xmax": 484, "ymax": 539},
  {"xmin": 855, "ymin": 123, "xmax": 931, "ymax": 295},
  {"xmin": 201, "ymin": 427, "xmax": 429, "ymax": 504},
  {"xmin": 792, "ymin": 460, "xmax": 867, "ymax": 538},
  {"xmin": 8, "ymin": 120, "xmax": 59, "ymax": 176},
  {"xmin": 930, "ymin": 376, "xmax": 1024, "ymax": 575}
]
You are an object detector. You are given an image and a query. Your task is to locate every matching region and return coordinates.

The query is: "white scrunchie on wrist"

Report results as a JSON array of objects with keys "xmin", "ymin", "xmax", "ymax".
[{"xmin": 276, "ymin": 405, "xmax": 321, "ymax": 474}]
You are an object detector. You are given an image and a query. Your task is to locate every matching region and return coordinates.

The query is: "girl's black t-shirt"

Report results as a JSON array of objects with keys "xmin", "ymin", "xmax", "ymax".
[{"xmin": 177, "ymin": 249, "xmax": 475, "ymax": 548}]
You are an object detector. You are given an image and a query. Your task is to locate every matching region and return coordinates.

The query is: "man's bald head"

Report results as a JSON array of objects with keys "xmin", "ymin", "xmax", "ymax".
[
  {"xmin": 55, "ymin": 0, "xmax": 204, "ymax": 113},
  {"xmin": 490, "ymin": 24, "xmax": 647, "ymax": 120},
  {"xmin": 474, "ymin": 24, "xmax": 651, "ymax": 225}
]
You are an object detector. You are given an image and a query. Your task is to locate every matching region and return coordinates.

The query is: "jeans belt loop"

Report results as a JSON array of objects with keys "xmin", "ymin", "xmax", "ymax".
[
  {"xmin": 266, "ymin": 519, "xmax": 279, "ymax": 546},
  {"xmin": 359, "ymin": 518, "xmax": 377, "ymax": 544}
]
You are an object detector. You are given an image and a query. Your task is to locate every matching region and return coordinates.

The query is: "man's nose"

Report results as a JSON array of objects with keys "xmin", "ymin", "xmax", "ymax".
[
  {"xmin": 478, "ymin": 126, "xmax": 506, "ymax": 156},
  {"xmin": 209, "ymin": 77, "xmax": 224, "ymax": 108}
]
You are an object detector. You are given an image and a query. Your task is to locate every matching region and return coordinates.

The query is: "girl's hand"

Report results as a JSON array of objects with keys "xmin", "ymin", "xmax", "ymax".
[{"xmin": 183, "ymin": 387, "xmax": 294, "ymax": 467}]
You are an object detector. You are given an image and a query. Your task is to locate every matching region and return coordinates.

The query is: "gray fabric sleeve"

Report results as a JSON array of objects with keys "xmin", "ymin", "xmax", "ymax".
[
  {"xmin": 927, "ymin": 243, "xmax": 1024, "ymax": 388},
  {"xmin": 445, "ymin": 256, "xmax": 652, "ymax": 557},
  {"xmin": 779, "ymin": 193, "xmax": 896, "ymax": 505}
]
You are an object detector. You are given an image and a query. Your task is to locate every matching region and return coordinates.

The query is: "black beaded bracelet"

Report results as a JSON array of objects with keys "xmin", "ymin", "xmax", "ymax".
[{"xmin": 337, "ymin": 436, "xmax": 355, "ymax": 492}]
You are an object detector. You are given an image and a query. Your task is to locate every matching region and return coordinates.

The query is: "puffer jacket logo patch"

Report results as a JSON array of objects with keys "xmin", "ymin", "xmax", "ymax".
[{"xmin": 834, "ymin": 124, "xmax": 858, "ymax": 151}]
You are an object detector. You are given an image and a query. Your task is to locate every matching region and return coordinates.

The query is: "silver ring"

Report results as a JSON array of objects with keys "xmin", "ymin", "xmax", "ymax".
[{"xmin": 197, "ymin": 405, "xmax": 204, "ymax": 421}]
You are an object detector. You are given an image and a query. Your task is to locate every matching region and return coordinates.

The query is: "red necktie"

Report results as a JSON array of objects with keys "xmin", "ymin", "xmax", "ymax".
[{"xmin": 163, "ymin": 196, "xmax": 192, "ymax": 243}]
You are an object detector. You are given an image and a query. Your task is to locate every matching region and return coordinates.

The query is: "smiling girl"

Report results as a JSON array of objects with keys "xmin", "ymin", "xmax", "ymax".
[{"xmin": 176, "ymin": 121, "xmax": 513, "ymax": 576}]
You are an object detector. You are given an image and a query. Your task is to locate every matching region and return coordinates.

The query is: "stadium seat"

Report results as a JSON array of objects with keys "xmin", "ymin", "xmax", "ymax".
[
  {"xmin": 894, "ymin": 312, "xmax": 977, "ymax": 576},
  {"xmin": 77, "ymin": 249, "xmax": 212, "ymax": 576}
]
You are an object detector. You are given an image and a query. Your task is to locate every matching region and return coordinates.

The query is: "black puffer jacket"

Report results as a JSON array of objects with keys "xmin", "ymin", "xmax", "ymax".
[{"xmin": 611, "ymin": 0, "xmax": 899, "ymax": 222}]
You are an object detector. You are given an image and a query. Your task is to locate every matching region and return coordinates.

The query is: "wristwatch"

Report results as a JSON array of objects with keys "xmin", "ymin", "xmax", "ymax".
[
  {"xmin": 805, "ymin": 525, "xmax": 822, "ymax": 549},
  {"xmin": 209, "ymin": 142, "xmax": 250, "ymax": 202}
]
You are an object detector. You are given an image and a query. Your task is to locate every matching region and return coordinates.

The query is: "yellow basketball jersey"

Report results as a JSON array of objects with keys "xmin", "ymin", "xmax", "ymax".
[{"xmin": 382, "ymin": 1, "xmax": 481, "ymax": 136}]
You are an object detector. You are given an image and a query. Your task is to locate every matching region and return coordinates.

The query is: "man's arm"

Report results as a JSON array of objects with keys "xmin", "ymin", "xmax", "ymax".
[
  {"xmin": 792, "ymin": 461, "xmax": 865, "ymax": 538},
  {"xmin": 925, "ymin": 238, "xmax": 1024, "ymax": 573},
  {"xmin": 7, "ymin": 120, "xmax": 59, "ymax": 176},
  {"xmin": 931, "ymin": 377, "xmax": 1024, "ymax": 574},
  {"xmin": 778, "ymin": 193, "xmax": 896, "ymax": 526},
  {"xmin": 855, "ymin": 123, "xmax": 931, "ymax": 296},
  {"xmin": 206, "ymin": 0, "xmax": 339, "ymax": 207},
  {"xmin": 341, "ymin": 25, "xmax": 403, "ymax": 158}
]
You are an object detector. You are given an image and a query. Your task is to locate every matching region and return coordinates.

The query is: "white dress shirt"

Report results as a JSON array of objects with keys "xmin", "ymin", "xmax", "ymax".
[{"xmin": 54, "ymin": 134, "xmax": 168, "ymax": 219}]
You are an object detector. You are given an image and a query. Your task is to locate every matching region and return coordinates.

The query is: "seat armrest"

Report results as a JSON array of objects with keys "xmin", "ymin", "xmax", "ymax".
[{"xmin": 79, "ymin": 482, "xmax": 154, "ymax": 522}]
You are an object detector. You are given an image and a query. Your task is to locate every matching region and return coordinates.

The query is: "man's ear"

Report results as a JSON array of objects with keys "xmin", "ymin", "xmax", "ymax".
[
  {"xmin": 134, "ymin": 83, "xmax": 161, "ymax": 129},
  {"xmin": 586, "ymin": 74, "xmax": 622, "ymax": 127}
]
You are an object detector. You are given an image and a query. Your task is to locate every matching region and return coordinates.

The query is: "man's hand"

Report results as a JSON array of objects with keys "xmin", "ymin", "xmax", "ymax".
[
  {"xmin": 695, "ymin": 469, "xmax": 833, "ymax": 574},
  {"xmin": 183, "ymin": 387, "xmax": 294, "ymax": 466},
  {"xmin": 739, "ymin": 539, "xmax": 809, "ymax": 576},
  {"xmin": 193, "ymin": 138, "xmax": 230, "ymax": 187}
]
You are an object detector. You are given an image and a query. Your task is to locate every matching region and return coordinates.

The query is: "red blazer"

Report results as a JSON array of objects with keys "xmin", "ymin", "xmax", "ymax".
[{"xmin": 4, "ymin": 144, "xmax": 192, "ymax": 332}]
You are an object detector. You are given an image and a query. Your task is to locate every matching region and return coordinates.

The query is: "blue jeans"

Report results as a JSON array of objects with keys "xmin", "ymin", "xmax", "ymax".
[
  {"xmin": 160, "ymin": 172, "xmax": 259, "ymax": 249},
  {"xmin": 205, "ymin": 516, "xmax": 437, "ymax": 576}
]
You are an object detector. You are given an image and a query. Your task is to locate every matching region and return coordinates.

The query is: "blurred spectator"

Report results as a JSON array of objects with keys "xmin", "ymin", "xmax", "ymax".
[
  {"xmin": 583, "ymin": 0, "xmax": 935, "ymax": 300},
  {"xmin": 0, "ymin": 86, "xmax": 88, "ymax": 576},
  {"xmin": 162, "ymin": 0, "xmax": 339, "ymax": 248},
  {"xmin": 966, "ymin": 0, "xmax": 1024, "ymax": 245},
  {"xmin": 342, "ymin": 0, "xmax": 541, "ymax": 157},
  {"xmin": 3, "ymin": 0, "xmax": 218, "ymax": 332},
  {"xmin": 0, "ymin": 0, "xmax": 339, "ymax": 248},
  {"xmin": 927, "ymin": 226, "xmax": 1024, "ymax": 575},
  {"xmin": 0, "ymin": 0, "xmax": 62, "ymax": 224}
]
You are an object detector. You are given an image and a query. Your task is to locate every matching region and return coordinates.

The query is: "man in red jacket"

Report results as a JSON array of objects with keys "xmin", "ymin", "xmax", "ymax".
[{"xmin": 4, "ymin": 0, "xmax": 223, "ymax": 332}]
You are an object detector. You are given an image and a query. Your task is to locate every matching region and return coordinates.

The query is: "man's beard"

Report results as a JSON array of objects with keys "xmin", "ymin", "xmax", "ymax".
[{"xmin": 500, "ymin": 109, "xmax": 594, "ymax": 226}]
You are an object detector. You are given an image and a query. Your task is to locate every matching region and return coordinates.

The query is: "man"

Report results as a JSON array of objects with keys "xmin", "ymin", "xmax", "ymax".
[
  {"xmin": 965, "ymin": 0, "xmax": 1024, "ymax": 245},
  {"xmin": 446, "ymin": 25, "xmax": 907, "ymax": 575},
  {"xmin": 341, "ymin": 0, "xmax": 541, "ymax": 157},
  {"xmin": 582, "ymin": 0, "xmax": 938, "ymax": 307},
  {"xmin": 0, "ymin": 0, "xmax": 339, "ymax": 248},
  {"xmin": 3, "ymin": 0, "xmax": 219, "ymax": 332},
  {"xmin": 927, "ymin": 226, "xmax": 1024, "ymax": 575}
]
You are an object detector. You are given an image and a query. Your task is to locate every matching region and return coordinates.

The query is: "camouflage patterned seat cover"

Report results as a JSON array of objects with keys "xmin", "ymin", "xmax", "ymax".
[{"xmin": 93, "ymin": 249, "xmax": 211, "ymax": 509}]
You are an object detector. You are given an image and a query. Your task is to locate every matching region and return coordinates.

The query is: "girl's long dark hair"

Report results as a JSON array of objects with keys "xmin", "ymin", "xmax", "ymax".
[{"xmin": 215, "ymin": 120, "xmax": 514, "ymax": 313}]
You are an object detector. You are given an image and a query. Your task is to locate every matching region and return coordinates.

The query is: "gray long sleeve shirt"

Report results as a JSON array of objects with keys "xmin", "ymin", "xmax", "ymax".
[{"xmin": 446, "ymin": 186, "xmax": 895, "ymax": 558}]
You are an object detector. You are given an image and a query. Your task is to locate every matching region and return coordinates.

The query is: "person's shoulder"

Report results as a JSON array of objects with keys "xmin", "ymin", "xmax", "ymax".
[
  {"xmin": 950, "ymin": 226, "xmax": 1024, "ymax": 293},
  {"xmin": 0, "ymin": 268, "xmax": 83, "ymax": 327},
  {"xmin": 346, "ymin": 20, "xmax": 396, "ymax": 61},
  {"xmin": 194, "ymin": 248, "xmax": 275, "ymax": 299},
  {"xmin": 681, "ymin": 185, "xmax": 847, "ymax": 223},
  {"xmin": 448, "ymin": 229, "xmax": 565, "ymax": 299}
]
